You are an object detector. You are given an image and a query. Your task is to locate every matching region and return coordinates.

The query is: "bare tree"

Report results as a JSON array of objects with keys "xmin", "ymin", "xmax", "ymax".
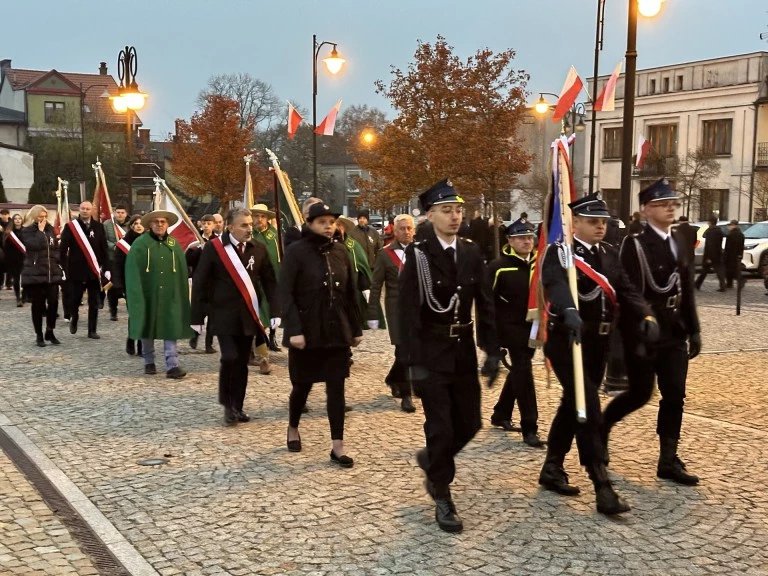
[
  {"xmin": 674, "ymin": 147, "xmax": 721, "ymax": 217},
  {"xmin": 752, "ymin": 172, "xmax": 768, "ymax": 221},
  {"xmin": 197, "ymin": 73, "xmax": 282, "ymax": 130},
  {"xmin": 514, "ymin": 170, "xmax": 549, "ymax": 219}
]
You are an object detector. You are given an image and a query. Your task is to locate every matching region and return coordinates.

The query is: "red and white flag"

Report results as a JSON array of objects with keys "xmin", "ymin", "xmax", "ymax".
[
  {"xmin": 553, "ymin": 67, "xmax": 584, "ymax": 123},
  {"xmin": 636, "ymin": 134, "xmax": 651, "ymax": 168},
  {"xmin": 287, "ymin": 102, "xmax": 303, "ymax": 139},
  {"xmin": 314, "ymin": 99, "xmax": 342, "ymax": 136},
  {"xmin": 157, "ymin": 181, "xmax": 204, "ymax": 251},
  {"xmin": 593, "ymin": 60, "xmax": 623, "ymax": 112},
  {"xmin": 54, "ymin": 181, "xmax": 71, "ymax": 237},
  {"xmin": 92, "ymin": 165, "xmax": 123, "ymax": 240}
]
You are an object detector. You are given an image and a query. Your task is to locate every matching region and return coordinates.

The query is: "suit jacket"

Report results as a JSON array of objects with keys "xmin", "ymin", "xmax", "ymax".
[
  {"xmin": 674, "ymin": 221, "xmax": 698, "ymax": 263},
  {"xmin": 620, "ymin": 226, "xmax": 699, "ymax": 343},
  {"xmin": 702, "ymin": 225, "xmax": 725, "ymax": 263},
  {"xmin": 397, "ymin": 233, "xmax": 498, "ymax": 374},
  {"xmin": 723, "ymin": 228, "xmax": 745, "ymax": 270},
  {"xmin": 368, "ymin": 240, "xmax": 407, "ymax": 345},
  {"xmin": 59, "ymin": 217, "xmax": 109, "ymax": 283},
  {"xmin": 190, "ymin": 231, "xmax": 279, "ymax": 336}
]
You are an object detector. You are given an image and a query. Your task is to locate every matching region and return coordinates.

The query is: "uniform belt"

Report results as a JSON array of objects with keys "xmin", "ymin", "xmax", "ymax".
[
  {"xmin": 651, "ymin": 293, "xmax": 681, "ymax": 310},
  {"xmin": 582, "ymin": 321, "xmax": 613, "ymax": 335},
  {"xmin": 423, "ymin": 321, "xmax": 474, "ymax": 339}
]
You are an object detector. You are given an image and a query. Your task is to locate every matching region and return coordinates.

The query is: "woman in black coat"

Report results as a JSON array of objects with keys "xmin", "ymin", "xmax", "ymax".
[
  {"xmin": 280, "ymin": 203, "xmax": 363, "ymax": 467},
  {"xmin": 113, "ymin": 214, "xmax": 144, "ymax": 355},
  {"xmin": 3, "ymin": 214, "xmax": 26, "ymax": 306},
  {"xmin": 21, "ymin": 205, "xmax": 63, "ymax": 347}
]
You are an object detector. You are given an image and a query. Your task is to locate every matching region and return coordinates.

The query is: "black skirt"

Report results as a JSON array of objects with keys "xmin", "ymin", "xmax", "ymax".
[{"xmin": 288, "ymin": 346, "xmax": 351, "ymax": 384}]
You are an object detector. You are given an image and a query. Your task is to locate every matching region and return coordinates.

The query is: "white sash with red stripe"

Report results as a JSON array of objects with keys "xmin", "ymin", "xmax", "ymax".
[
  {"xmin": 211, "ymin": 237, "xmax": 265, "ymax": 333},
  {"xmin": 112, "ymin": 217, "xmax": 125, "ymax": 240},
  {"xmin": 116, "ymin": 238, "xmax": 131, "ymax": 255},
  {"xmin": 573, "ymin": 255, "xmax": 618, "ymax": 308},
  {"xmin": 68, "ymin": 220, "xmax": 101, "ymax": 278},
  {"xmin": 8, "ymin": 231, "xmax": 26, "ymax": 254}
]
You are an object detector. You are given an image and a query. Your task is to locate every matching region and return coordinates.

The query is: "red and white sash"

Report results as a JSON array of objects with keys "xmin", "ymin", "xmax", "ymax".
[
  {"xmin": 116, "ymin": 238, "xmax": 131, "ymax": 255},
  {"xmin": 383, "ymin": 245, "xmax": 404, "ymax": 271},
  {"xmin": 211, "ymin": 237, "xmax": 265, "ymax": 332},
  {"xmin": 573, "ymin": 255, "xmax": 618, "ymax": 308},
  {"xmin": 8, "ymin": 231, "xmax": 26, "ymax": 254},
  {"xmin": 67, "ymin": 220, "xmax": 101, "ymax": 278},
  {"xmin": 112, "ymin": 217, "xmax": 125, "ymax": 240}
]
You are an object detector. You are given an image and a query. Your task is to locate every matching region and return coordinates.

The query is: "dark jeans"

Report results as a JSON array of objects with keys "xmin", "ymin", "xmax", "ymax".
[
  {"xmin": 9, "ymin": 272, "xmax": 21, "ymax": 300},
  {"xmin": 217, "ymin": 334, "xmax": 254, "ymax": 411},
  {"xmin": 27, "ymin": 284, "xmax": 58, "ymax": 336},
  {"xmin": 696, "ymin": 260, "xmax": 725, "ymax": 289},
  {"xmin": 492, "ymin": 346, "xmax": 538, "ymax": 433},
  {"xmin": 414, "ymin": 370, "xmax": 482, "ymax": 495},
  {"xmin": 289, "ymin": 378, "xmax": 346, "ymax": 440},
  {"xmin": 69, "ymin": 278, "xmax": 101, "ymax": 333},
  {"xmin": 604, "ymin": 339, "xmax": 688, "ymax": 439}
]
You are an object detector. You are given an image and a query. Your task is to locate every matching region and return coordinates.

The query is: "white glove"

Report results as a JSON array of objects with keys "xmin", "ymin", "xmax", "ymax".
[
  {"xmin": 61, "ymin": 269, "xmax": 66, "ymax": 281},
  {"xmin": 190, "ymin": 325, "xmax": 203, "ymax": 334},
  {"xmin": 104, "ymin": 271, "xmax": 111, "ymax": 281},
  {"xmin": 367, "ymin": 320, "xmax": 379, "ymax": 330},
  {"xmin": 362, "ymin": 289, "xmax": 371, "ymax": 303},
  {"xmin": 270, "ymin": 318, "xmax": 281, "ymax": 329}
]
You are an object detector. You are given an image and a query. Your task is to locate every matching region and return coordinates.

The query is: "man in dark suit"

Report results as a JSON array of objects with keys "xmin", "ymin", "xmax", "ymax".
[
  {"xmin": 674, "ymin": 215, "xmax": 699, "ymax": 264},
  {"xmin": 603, "ymin": 177, "xmax": 701, "ymax": 486},
  {"xmin": 695, "ymin": 216, "xmax": 726, "ymax": 291},
  {"xmin": 191, "ymin": 208, "xmax": 280, "ymax": 425},
  {"xmin": 59, "ymin": 201, "xmax": 110, "ymax": 338},
  {"xmin": 723, "ymin": 219, "xmax": 745, "ymax": 289},
  {"xmin": 467, "ymin": 210, "xmax": 491, "ymax": 260},
  {"xmin": 398, "ymin": 179, "xmax": 501, "ymax": 533},
  {"xmin": 367, "ymin": 214, "xmax": 415, "ymax": 413}
]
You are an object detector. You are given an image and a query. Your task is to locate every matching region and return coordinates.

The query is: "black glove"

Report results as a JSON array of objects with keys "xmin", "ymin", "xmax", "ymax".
[
  {"xmin": 562, "ymin": 308, "xmax": 583, "ymax": 345},
  {"xmin": 688, "ymin": 332, "xmax": 702, "ymax": 359},
  {"xmin": 268, "ymin": 328, "xmax": 281, "ymax": 352},
  {"xmin": 481, "ymin": 355, "xmax": 502, "ymax": 388},
  {"xmin": 639, "ymin": 316, "xmax": 660, "ymax": 344}
]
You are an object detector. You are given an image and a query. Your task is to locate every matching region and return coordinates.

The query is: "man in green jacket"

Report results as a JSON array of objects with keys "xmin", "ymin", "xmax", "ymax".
[
  {"xmin": 251, "ymin": 203, "xmax": 281, "ymax": 354},
  {"xmin": 125, "ymin": 210, "xmax": 192, "ymax": 379}
]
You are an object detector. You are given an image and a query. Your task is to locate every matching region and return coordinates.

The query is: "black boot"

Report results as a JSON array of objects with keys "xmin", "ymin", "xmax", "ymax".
[
  {"xmin": 136, "ymin": 340, "xmax": 143, "ymax": 356},
  {"xmin": 657, "ymin": 437, "xmax": 699, "ymax": 485},
  {"xmin": 539, "ymin": 451, "xmax": 580, "ymax": 495},
  {"xmin": 126, "ymin": 338, "xmax": 135, "ymax": 355},
  {"xmin": 401, "ymin": 395, "xmax": 416, "ymax": 413},
  {"xmin": 44, "ymin": 330, "xmax": 61, "ymax": 345},
  {"xmin": 587, "ymin": 462, "xmax": 630, "ymax": 515},
  {"xmin": 434, "ymin": 492, "xmax": 463, "ymax": 533},
  {"xmin": 36, "ymin": 333, "xmax": 46, "ymax": 347}
]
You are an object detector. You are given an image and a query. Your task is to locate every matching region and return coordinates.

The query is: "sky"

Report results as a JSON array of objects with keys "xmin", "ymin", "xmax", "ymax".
[{"xmin": 3, "ymin": 0, "xmax": 767, "ymax": 139}]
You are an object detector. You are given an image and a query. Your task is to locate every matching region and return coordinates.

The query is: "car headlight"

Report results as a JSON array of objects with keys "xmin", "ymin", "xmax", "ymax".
[{"xmin": 744, "ymin": 243, "xmax": 759, "ymax": 250}]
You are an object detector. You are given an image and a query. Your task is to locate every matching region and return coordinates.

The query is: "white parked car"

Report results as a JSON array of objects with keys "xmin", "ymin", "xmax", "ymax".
[
  {"xmin": 692, "ymin": 220, "xmax": 751, "ymax": 268},
  {"xmin": 741, "ymin": 221, "xmax": 768, "ymax": 274}
]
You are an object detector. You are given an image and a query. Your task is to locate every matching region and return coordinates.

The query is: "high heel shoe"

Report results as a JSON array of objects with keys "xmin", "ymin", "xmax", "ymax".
[
  {"xmin": 287, "ymin": 429, "xmax": 302, "ymax": 452},
  {"xmin": 330, "ymin": 450, "xmax": 354, "ymax": 468}
]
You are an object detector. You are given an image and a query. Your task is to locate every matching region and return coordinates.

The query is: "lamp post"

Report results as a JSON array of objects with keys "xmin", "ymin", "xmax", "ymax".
[
  {"xmin": 78, "ymin": 83, "xmax": 109, "ymax": 196},
  {"xmin": 110, "ymin": 46, "xmax": 147, "ymax": 214},
  {"xmin": 312, "ymin": 34, "xmax": 345, "ymax": 195}
]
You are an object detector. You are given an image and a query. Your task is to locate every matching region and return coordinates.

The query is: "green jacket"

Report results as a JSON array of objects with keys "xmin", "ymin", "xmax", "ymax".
[
  {"xmin": 125, "ymin": 231, "xmax": 193, "ymax": 341},
  {"xmin": 344, "ymin": 235, "xmax": 385, "ymax": 328},
  {"xmin": 253, "ymin": 225, "xmax": 281, "ymax": 324},
  {"xmin": 104, "ymin": 218, "xmax": 127, "ymax": 263}
]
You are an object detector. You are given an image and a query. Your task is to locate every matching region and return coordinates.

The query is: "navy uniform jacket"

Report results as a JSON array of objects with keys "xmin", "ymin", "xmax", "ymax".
[
  {"xmin": 397, "ymin": 233, "xmax": 498, "ymax": 374},
  {"xmin": 486, "ymin": 245, "xmax": 535, "ymax": 349}
]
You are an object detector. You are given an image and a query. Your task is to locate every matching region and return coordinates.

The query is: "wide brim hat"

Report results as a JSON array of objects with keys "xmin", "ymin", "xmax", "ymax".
[
  {"xmin": 306, "ymin": 202, "xmax": 342, "ymax": 223},
  {"xmin": 336, "ymin": 215, "xmax": 356, "ymax": 229},
  {"xmin": 250, "ymin": 203, "xmax": 276, "ymax": 219},
  {"xmin": 141, "ymin": 210, "xmax": 178, "ymax": 228}
]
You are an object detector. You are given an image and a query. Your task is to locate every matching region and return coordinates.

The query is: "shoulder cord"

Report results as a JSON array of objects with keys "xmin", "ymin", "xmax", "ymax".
[
  {"xmin": 630, "ymin": 237, "xmax": 680, "ymax": 294},
  {"xmin": 559, "ymin": 244, "xmax": 606, "ymax": 309},
  {"xmin": 414, "ymin": 245, "xmax": 459, "ymax": 315}
]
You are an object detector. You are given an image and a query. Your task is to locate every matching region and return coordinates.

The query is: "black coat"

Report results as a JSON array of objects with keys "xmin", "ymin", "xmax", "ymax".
[
  {"xmin": 723, "ymin": 227, "xmax": 745, "ymax": 271},
  {"xmin": 191, "ymin": 231, "xmax": 279, "ymax": 337},
  {"xmin": 59, "ymin": 218, "xmax": 110, "ymax": 282},
  {"xmin": 2, "ymin": 227, "xmax": 26, "ymax": 274},
  {"xmin": 620, "ymin": 226, "xmax": 700, "ymax": 344},
  {"xmin": 398, "ymin": 233, "xmax": 499, "ymax": 374},
  {"xmin": 674, "ymin": 221, "xmax": 699, "ymax": 263},
  {"xmin": 20, "ymin": 223, "xmax": 63, "ymax": 286},
  {"xmin": 279, "ymin": 228, "xmax": 362, "ymax": 349},
  {"xmin": 702, "ymin": 225, "xmax": 725, "ymax": 263},
  {"xmin": 486, "ymin": 246, "xmax": 535, "ymax": 349},
  {"xmin": 112, "ymin": 229, "xmax": 142, "ymax": 291}
]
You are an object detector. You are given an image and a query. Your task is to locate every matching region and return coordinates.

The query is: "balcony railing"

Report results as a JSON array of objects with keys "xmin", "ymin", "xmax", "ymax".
[
  {"xmin": 756, "ymin": 142, "xmax": 768, "ymax": 167},
  {"xmin": 635, "ymin": 155, "xmax": 678, "ymax": 178}
]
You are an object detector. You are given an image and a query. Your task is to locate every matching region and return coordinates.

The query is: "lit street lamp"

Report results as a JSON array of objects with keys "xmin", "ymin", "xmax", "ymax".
[
  {"xmin": 312, "ymin": 34, "xmax": 345, "ymax": 195},
  {"xmin": 534, "ymin": 93, "xmax": 587, "ymax": 183},
  {"xmin": 360, "ymin": 130, "xmax": 376, "ymax": 145},
  {"xmin": 110, "ymin": 45, "xmax": 147, "ymax": 214}
]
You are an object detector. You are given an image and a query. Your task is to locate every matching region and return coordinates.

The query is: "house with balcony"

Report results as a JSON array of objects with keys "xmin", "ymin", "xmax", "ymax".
[{"xmin": 585, "ymin": 51, "xmax": 768, "ymax": 222}]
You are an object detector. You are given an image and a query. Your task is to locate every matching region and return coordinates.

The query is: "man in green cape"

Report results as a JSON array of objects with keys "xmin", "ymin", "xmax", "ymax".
[{"xmin": 251, "ymin": 203, "xmax": 282, "ymax": 354}]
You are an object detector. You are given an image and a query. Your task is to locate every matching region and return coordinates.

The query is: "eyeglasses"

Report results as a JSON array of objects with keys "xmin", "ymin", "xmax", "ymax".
[{"xmin": 649, "ymin": 201, "xmax": 681, "ymax": 209}]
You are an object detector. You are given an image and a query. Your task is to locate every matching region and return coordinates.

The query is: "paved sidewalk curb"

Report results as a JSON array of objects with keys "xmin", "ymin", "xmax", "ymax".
[{"xmin": 0, "ymin": 411, "xmax": 159, "ymax": 576}]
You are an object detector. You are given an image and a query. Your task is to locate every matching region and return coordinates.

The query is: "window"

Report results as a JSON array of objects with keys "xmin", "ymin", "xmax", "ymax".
[
  {"xmin": 600, "ymin": 189, "xmax": 621, "ymax": 217},
  {"xmin": 649, "ymin": 79, "xmax": 656, "ymax": 95},
  {"xmin": 44, "ymin": 101, "xmax": 65, "ymax": 123},
  {"xmin": 647, "ymin": 123, "xmax": 678, "ymax": 157},
  {"xmin": 346, "ymin": 169, "xmax": 362, "ymax": 196},
  {"xmin": 702, "ymin": 119, "xmax": 732, "ymax": 156},
  {"xmin": 676, "ymin": 75, "xmax": 684, "ymax": 91},
  {"xmin": 602, "ymin": 127, "xmax": 622, "ymax": 159},
  {"xmin": 662, "ymin": 77, "xmax": 669, "ymax": 93},
  {"xmin": 698, "ymin": 189, "xmax": 728, "ymax": 221}
]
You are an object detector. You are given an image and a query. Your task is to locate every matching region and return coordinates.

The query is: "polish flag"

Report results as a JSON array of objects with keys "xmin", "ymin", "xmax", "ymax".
[
  {"xmin": 636, "ymin": 135, "xmax": 651, "ymax": 168},
  {"xmin": 287, "ymin": 102, "xmax": 303, "ymax": 139},
  {"xmin": 593, "ymin": 61, "xmax": 623, "ymax": 112},
  {"xmin": 314, "ymin": 99, "xmax": 342, "ymax": 136},
  {"xmin": 552, "ymin": 67, "xmax": 584, "ymax": 123},
  {"xmin": 92, "ymin": 166, "xmax": 123, "ymax": 240},
  {"xmin": 157, "ymin": 184, "xmax": 204, "ymax": 251}
]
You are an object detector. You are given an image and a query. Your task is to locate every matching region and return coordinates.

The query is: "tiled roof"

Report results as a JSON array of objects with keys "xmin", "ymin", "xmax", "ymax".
[{"xmin": 4, "ymin": 68, "xmax": 142, "ymax": 126}]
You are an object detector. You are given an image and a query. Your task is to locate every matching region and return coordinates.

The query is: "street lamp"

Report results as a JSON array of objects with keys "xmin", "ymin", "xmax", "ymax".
[
  {"xmin": 534, "ymin": 93, "xmax": 587, "ymax": 184},
  {"xmin": 313, "ymin": 34, "xmax": 345, "ymax": 195},
  {"xmin": 110, "ymin": 46, "xmax": 147, "ymax": 214},
  {"xmin": 361, "ymin": 130, "xmax": 376, "ymax": 145}
]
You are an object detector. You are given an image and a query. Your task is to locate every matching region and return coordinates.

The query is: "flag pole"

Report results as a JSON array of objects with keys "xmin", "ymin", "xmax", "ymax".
[
  {"xmin": 155, "ymin": 174, "xmax": 204, "ymax": 245},
  {"xmin": 270, "ymin": 167, "xmax": 284, "ymax": 259},
  {"xmin": 243, "ymin": 154, "xmax": 254, "ymax": 208},
  {"xmin": 265, "ymin": 148, "xmax": 304, "ymax": 226}
]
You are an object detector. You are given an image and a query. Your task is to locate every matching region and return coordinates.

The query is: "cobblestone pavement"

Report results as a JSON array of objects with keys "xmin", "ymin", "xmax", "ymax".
[
  {"xmin": 0, "ymin": 276, "xmax": 766, "ymax": 575},
  {"xmin": 0, "ymin": 450, "xmax": 98, "ymax": 575}
]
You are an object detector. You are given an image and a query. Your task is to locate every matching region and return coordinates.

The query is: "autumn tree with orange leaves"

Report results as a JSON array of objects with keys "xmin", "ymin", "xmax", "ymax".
[
  {"xmin": 172, "ymin": 94, "xmax": 263, "ymax": 206},
  {"xmin": 355, "ymin": 36, "xmax": 531, "ymax": 249}
]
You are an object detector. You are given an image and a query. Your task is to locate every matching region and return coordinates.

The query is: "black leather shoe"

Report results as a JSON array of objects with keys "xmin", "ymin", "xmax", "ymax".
[
  {"xmin": 224, "ymin": 407, "xmax": 237, "ymax": 425},
  {"xmin": 110, "ymin": 311, "xmax": 118, "ymax": 321},
  {"xmin": 523, "ymin": 432, "xmax": 546, "ymax": 448},
  {"xmin": 390, "ymin": 385, "xmax": 403, "ymax": 399},
  {"xmin": 301, "ymin": 405, "xmax": 309, "ymax": 414},
  {"xmin": 344, "ymin": 405, "xmax": 353, "ymax": 413},
  {"xmin": 126, "ymin": 339, "xmax": 135, "ymax": 355},
  {"xmin": 69, "ymin": 316, "xmax": 78, "ymax": 334},
  {"xmin": 189, "ymin": 334, "xmax": 198, "ymax": 349},
  {"xmin": 44, "ymin": 331, "xmax": 61, "ymax": 345},
  {"xmin": 435, "ymin": 497, "xmax": 463, "ymax": 533},
  {"xmin": 36, "ymin": 335, "xmax": 46, "ymax": 347},
  {"xmin": 144, "ymin": 363, "xmax": 157, "ymax": 375},
  {"xmin": 490, "ymin": 416, "xmax": 522, "ymax": 432},
  {"xmin": 595, "ymin": 485, "xmax": 631, "ymax": 515},
  {"xmin": 539, "ymin": 465, "xmax": 581, "ymax": 496},
  {"xmin": 287, "ymin": 429, "xmax": 302, "ymax": 452},
  {"xmin": 166, "ymin": 367, "xmax": 187, "ymax": 379},
  {"xmin": 205, "ymin": 345, "xmax": 216, "ymax": 354},
  {"xmin": 401, "ymin": 396, "xmax": 416, "ymax": 413},
  {"xmin": 87, "ymin": 332, "xmax": 100, "ymax": 339},
  {"xmin": 657, "ymin": 456, "xmax": 700, "ymax": 485},
  {"xmin": 235, "ymin": 409, "xmax": 251, "ymax": 422},
  {"xmin": 330, "ymin": 450, "xmax": 354, "ymax": 468}
]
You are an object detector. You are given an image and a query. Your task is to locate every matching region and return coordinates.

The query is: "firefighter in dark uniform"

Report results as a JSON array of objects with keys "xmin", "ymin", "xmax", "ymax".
[
  {"xmin": 538, "ymin": 193, "xmax": 658, "ymax": 515},
  {"xmin": 486, "ymin": 218, "xmax": 544, "ymax": 447},
  {"xmin": 398, "ymin": 179, "xmax": 501, "ymax": 533},
  {"xmin": 602, "ymin": 178, "xmax": 701, "ymax": 485}
]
